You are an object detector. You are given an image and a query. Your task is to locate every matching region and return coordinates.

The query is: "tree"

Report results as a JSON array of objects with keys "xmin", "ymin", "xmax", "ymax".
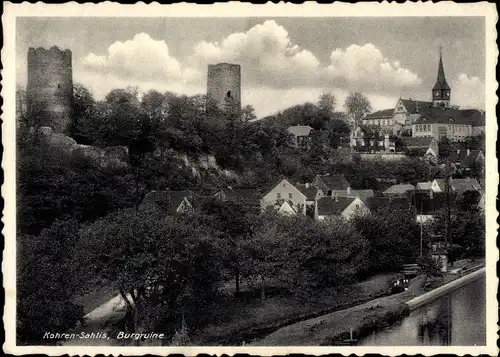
[
  {"xmin": 69, "ymin": 84, "xmax": 96, "ymax": 143},
  {"xmin": 17, "ymin": 220, "xmax": 84, "ymax": 345},
  {"xmin": 241, "ymin": 104, "xmax": 257, "ymax": 122},
  {"xmin": 345, "ymin": 92, "xmax": 372, "ymax": 128},
  {"xmin": 416, "ymin": 255, "xmax": 443, "ymax": 284},
  {"xmin": 77, "ymin": 208, "xmax": 223, "ymax": 334},
  {"xmin": 318, "ymin": 92, "xmax": 336, "ymax": 117}
]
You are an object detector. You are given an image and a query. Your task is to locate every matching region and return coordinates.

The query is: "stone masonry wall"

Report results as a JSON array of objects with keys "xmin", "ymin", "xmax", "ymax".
[
  {"xmin": 207, "ymin": 63, "xmax": 241, "ymax": 114},
  {"xmin": 27, "ymin": 46, "xmax": 73, "ymax": 133}
]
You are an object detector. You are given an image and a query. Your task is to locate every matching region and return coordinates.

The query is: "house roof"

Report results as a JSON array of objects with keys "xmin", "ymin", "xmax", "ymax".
[
  {"xmin": 416, "ymin": 182, "xmax": 432, "ymax": 190},
  {"xmin": 140, "ymin": 189, "xmax": 193, "ymax": 213},
  {"xmin": 413, "ymin": 107, "xmax": 484, "ymax": 126},
  {"xmin": 334, "ymin": 189, "xmax": 374, "ymax": 201},
  {"xmin": 287, "ymin": 125, "xmax": 314, "ymax": 137},
  {"xmin": 366, "ymin": 196, "xmax": 411, "ymax": 211},
  {"xmin": 400, "ymin": 99, "xmax": 433, "ymax": 114},
  {"xmin": 215, "ymin": 187, "xmax": 260, "ymax": 205},
  {"xmin": 433, "ymin": 179, "xmax": 447, "ymax": 191},
  {"xmin": 401, "ymin": 136, "xmax": 435, "ymax": 149},
  {"xmin": 296, "ymin": 184, "xmax": 320, "ymax": 200},
  {"xmin": 447, "ymin": 150, "xmax": 483, "ymax": 167},
  {"xmin": 314, "ymin": 174, "xmax": 350, "ymax": 191},
  {"xmin": 364, "ymin": 108, "xmax": 394, "ymax": 119},
  {"xmin": 408, "ymin": 191, "xmax": 453, "ymax": 214},
  {"xmin": 384, "ymin": 184, "xmax": 415, "ymax": 195},
  {"xmin": 452, "ymin": 178, "xmax": 481, "ymax": 193},
  {"xmin": 317, "ymin": 196, "xmax": 356, "ymax": 216}
]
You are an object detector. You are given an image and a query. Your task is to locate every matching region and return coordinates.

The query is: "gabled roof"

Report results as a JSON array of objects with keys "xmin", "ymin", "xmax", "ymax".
[
  {"xmin": 413, "ymin": 107, "xmax": 484, "ymax": 126},
  {"xmin": 314, "ymin": 174, "xmax": 350, "ymax": 191},
  {"xmin": 383, "ymin": 184, "xmax": 415, "ymax": 194},
  {"xmin": 334, "ymin": 189, "xmax": 374, "ymax": 201},
  {"xmin": 447, "ymin": 150, "xmax": 483, "ymax": 167},
  {"xmin": 214, "ymin": 187, "xmax": 260, "ymax": 205},
  {"xmin": 416, "ymin": 182, "xmax": 432, "ymax": 190},
  {"xmin": 287, "ymin": 125, "xmax": 314, "ymax": 137},
  {"xmin": 364, "ymin": 109, "xmax": 394, "ymax": 119},
  {"xmin": 408, "ymin": 191, "xmax": 453, "ymax": 214},
  {"xmin": 401, "ymin": 136, "xmax": 435, "ymax": 148},
  {"xmin": 296, "ymin": 184, "xmax": 320, "ymax": 200},
  {"xmin": 452, "ymin": 178, "xmax": 481, "ymax": 193},
  {"xmin": 400, "ymin": 99, "xmax": 433, "ymax": 114},
  {"xmin": 317, "ymin": 196, "xmax": 356, "ymax": 216},
  {"xmin": 366, "ymin": 196, "xmax": 411, "ymax": 211},
  {"xmin": 140, "ymin": 189, "xmax": 194, "ymax": 214}
]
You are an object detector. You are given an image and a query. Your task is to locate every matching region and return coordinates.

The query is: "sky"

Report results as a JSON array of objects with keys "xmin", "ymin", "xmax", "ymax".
[{"xmin": 16, "ymin": 17, "xmax": 485, "ymax": 117}]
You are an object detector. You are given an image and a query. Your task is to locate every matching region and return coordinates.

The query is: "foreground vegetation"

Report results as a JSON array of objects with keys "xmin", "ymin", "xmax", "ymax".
[{"xmin": 16, "ymin": 86, "xmax": 485, "ymax": 345}]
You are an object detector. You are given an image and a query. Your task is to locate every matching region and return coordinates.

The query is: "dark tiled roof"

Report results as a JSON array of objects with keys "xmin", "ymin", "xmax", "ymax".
[
  {"xmin": 401, "ymin": 136, "xmax": 435, "ymax": 148},
  {"xmin": 383, "ymin": 184, "xmax": 415, "ymax": 194},
  {"xmin": 447, "ymin": 150, "xmax": 483, "ymax": 167},
  {"xmin": 317, "ymin": 196, "xmax": 355, "ymax": 216},
  {"xmin": 413, "ymin": 107, "xmax": 484, "ymax": 126},
  {"xmin": 287, "ymin": 125, "xmax": 314, "ymax": 137},
  {"xmin": 140, "ymin": 189, "xmax": 193, "ymax": 213},
  {"xmin": 364, "ymin": 108, "xmax": 394, "ymax": 119},
  {"xmin": 215, "ymin": 187, "xmax": 260, "ymax": 205},
  {"xmin": 314, "ymin": 174, "xmax": 350, "ymax": 191},
  {"xmin": 366, "ymin": 196, "xmax": 411, "ymax": 211},
  {"xmin": 452, "ymin": 178, "xmax": 481, "ymax": 193},
  {"xmin": 400, "ymin": 99, "xmax": 433, "ymax": 114},
  {"xmin": 296, "ymin": 184, "xmax": 320, "ymax": 200},
  {"xmin": 408, "ymin": 191, "xmax": 452, "ymax": 214}
]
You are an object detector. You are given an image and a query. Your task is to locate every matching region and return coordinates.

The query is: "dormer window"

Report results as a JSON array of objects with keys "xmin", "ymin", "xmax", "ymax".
[{"xmin": 227, "ymin": 91, "xmax": 232, "ymax": 98}]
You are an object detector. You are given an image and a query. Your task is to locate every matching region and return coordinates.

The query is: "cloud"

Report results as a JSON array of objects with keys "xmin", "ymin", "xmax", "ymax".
[
  {"xmin": 191, "ymin": 20, "xmax": 321, "ymax": 88},
  {"xmin": 326, "ymin": 43, "xmax": 421, "ymax": 93},
  {"xmin": 451, "ymin": 73, "xmax": 485, "ymax": 109},
  {"xmin": 81, "ymin": 33, "xmax": 197, "ymax": 82}
]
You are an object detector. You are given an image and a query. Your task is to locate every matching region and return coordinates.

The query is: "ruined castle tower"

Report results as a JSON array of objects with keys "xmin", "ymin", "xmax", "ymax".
[
  {"xmin": 206, "ymin": 63, "xmax": 241, "ymax": 115},
  {"xmin": 27, "ymin": 46, "xmax": 73, "ymax": 133}
]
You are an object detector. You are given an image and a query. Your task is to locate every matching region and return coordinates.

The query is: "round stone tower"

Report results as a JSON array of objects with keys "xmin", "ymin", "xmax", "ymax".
[
  {"xmin": 206, "ymin": 63, "xmax": 241, "ymax": 115},
  {"xmin": 27, "ymin": 46, "xmax": 73, "ymax": 133}
]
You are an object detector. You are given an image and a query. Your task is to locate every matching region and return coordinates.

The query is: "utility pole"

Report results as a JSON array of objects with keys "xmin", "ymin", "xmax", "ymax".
[
  {"xmin": 420, "ymin": 198, "xmax": 423, "ymax": 257},
  {"xmin": 446, "ymin": 166, "xmax": 453, "ymax": 265}
]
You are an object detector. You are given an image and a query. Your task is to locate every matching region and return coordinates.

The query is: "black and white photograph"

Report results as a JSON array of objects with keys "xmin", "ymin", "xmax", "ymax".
[{"xmin": 3, "ymin": 2, "xmax": 498, "ymax": 355}]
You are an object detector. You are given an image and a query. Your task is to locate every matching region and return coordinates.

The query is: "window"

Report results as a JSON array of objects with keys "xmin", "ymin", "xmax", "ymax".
[
  {"xmin": 226, "ymin": 91, "xmax": 232, "ymax": 98},
  {"xmin": 277, "ymin": 193, "xmax": 281, "ymax": 200},
  {"xmin": 288, "ymin": 192, "xmax": 293, "ymax": 199}
]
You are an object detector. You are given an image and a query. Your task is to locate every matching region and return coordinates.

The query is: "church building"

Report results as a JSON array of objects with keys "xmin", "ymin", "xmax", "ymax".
[{"xmin": 361, "ymin": 49, "xmax": 485, "ymax": 142}]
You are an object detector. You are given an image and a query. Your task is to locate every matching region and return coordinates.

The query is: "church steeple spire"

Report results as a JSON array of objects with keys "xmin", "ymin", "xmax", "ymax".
[{"xmin": 432, "ymin": 46, "xmax": 451, "ymax": 108}]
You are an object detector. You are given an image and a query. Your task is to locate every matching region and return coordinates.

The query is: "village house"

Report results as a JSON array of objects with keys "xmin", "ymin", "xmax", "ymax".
[
  {"xmin": 408, "ymin": 189, "xmax": 451, "ymax": 223},
  {"xmin": 383, "ymin": 183, "xmax": 415, "ymax": 197},
  {"xmin": 366, "ymin": 196, "xmax": 411, "ymax": 212},
  {"xmin": 140, "ymin": 189, "xmax": 195, "ymax": 215},
  {"xmin": 213, "ymin": 187, "xmax": 260, "ymax": 208},
  {"xmin": 312, "ymin": 174, "xmax": 351, "ymax": 196},
  {"xmin": 261, "ymin": 178, "xmax": 325, "ymax": 216},
  {"xmin": 349, "ymin": 126, "xmax": 395, "ymax": 153},
  {"xmin": 431, "ymin": 177, "xmax": 482, "ymax": 195},
  {"xmin": 446, "ymin": 149, "xmax": 484, "ymax": 173},
  {"xmin": 287, "ymin": 125, "xmax": 314, "ymax": 149},
  {"xmin": 400, "ymin": 136, "xmax": 439, "ymax": 157},
  {"xmin": 315, "ymin": 194, "xmax": 369, "ymax": 221}
]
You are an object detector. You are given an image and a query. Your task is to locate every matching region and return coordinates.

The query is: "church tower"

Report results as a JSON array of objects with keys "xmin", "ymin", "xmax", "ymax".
[{"xmin": 432, "ymin": 48, "xmax": 451, "ymax": 108}]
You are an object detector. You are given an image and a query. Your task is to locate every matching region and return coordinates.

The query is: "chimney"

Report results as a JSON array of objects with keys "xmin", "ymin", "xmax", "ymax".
[
  {"xmin": 347, "ymin": 187, "xmax": 351, "ymax": 195},
  {"xmin": 457, "ymin": 149, "xmax": 460, "ymax": 155},
  {"xmin": 305, "ymin": 182, "xmax": 310, "ymax": 188},
  {"xmin": 334, "ymin": 193, "xmax": 339, "ymax": 203},
  {"xmin": 467, "ymin": 148, "xmax": 470, "ymax": 157}
]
